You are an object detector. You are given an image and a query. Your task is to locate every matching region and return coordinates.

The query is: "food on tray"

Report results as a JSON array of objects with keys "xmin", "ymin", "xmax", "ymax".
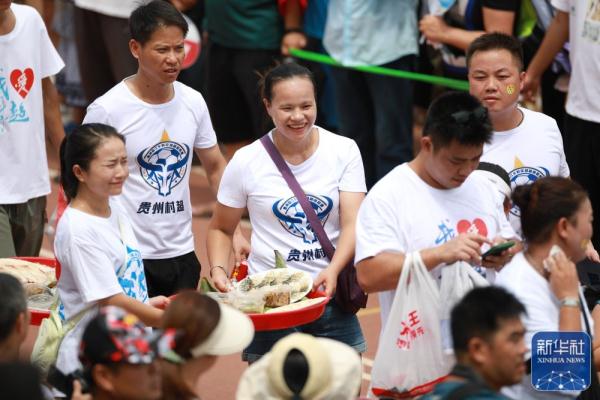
[
  {"xmin": 236, "ymin": 268, "xmax": 312, "ymax": 303},
  {"xmin": 0, "ymin": 258, "xmax": 56, "ymax": 288},
  {"xmin": 232, "ymin": 292, "xmax": 265, "ymax": 314},
  {"xmin": 28, "ymin": 292, "xmax": 55, "ymax": 310},
  {"xmin": 263, "ymin": 290, "xmax": 291, "ymax": 308},
  {"xmin": 23, "ymin": 283, "xmax": 46, "ymax": 296},
  {"xmin": 265, "ymin": 297, "xmax": 328, "ymax": 314},
  {"xmin": 205, "ymin": 291, "xmax": 233, "ymax": 306}
]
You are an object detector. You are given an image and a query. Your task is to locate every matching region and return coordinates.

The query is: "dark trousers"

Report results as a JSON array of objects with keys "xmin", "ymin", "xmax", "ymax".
[
  {"xmin": 0, "ymin": 196, "xmax": 46, "ymax": 257},
  {"xmin": 143, "ymin": 251, "xmax": 201, "ymax": 297},
  {"xmin": 564, "ymin": 114, "xmax": 600, "ymax": 250},
  {"xmin": 74, "ymin": 7, "xmax": 138, "ymax": 104},
  {"xmin": 331, "ymin": 54, "xmax": 416, "ymax": 188}
]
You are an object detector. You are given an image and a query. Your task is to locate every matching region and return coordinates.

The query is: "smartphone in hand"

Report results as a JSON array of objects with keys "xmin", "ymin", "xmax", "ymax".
[{"xmin": 482, "ymin": 241, "xmax": 516, "ymax": 259}]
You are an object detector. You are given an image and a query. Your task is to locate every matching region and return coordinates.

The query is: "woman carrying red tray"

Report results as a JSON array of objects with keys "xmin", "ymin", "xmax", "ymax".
[{"xmin": 207, "ymin": 63, "xmax": 366, "ymax": 363}]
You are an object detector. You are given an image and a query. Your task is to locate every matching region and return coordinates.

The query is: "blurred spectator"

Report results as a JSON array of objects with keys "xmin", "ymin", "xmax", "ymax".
[
  {"xmin": 324, "ymin": 0, "xmax": 418, "ymax": 188},
  {"xmin": 204, "ymin": 0, "xmax": 282, "ymax": 160},
  {"xmin": 0, "ymin": 273, "xmax": 29, "ymax": 362},
  {"xmin": 496, "ymin": 177, "xmax": 600, "ymax": 398},
  {"xmin": 71, "ymin": 306, "xmax": 176, "ymax": 400},
  {"xmin": 160, "ymin": 291, "xmax": 254, "ymax": 400},
  {"xmin": 523, "ymin": 0, "xmax": 600, "ymax": 253},
  {"xmin": 520, "ymin": 0, "xmax": 570, "ymax": 125},
  {"xmin": 422, "ymin": 286, "xmax": 527, "ymax": 399},
  {"xmin": 280, "ymin": 0, "xmax": 339, "ymax": 132},
  {"xmin": 419, "ymin": 0, "xmax": 519, "ymax": 79},
  {"xmin": 53, "ymin": 0, "xmax": 86, "ymax": 126},
  {"xmin": 73, "ymin": 0, "xmax": 140, "ymax": 104},
  {"xmin": 236, "ymin": 332, "xmax": 362, "ymax": 400},
  {"xmin": 468, "ymin": 33, "xmax": 569, "ymax": 238},
  {"xmin": 0, "ymin": 0, "xmax": 64, "ymax": 258}
]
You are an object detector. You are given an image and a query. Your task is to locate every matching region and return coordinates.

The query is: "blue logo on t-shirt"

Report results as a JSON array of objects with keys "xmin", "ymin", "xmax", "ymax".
[
  {"xmin": 137, "ymin": 131, "xmax": 189, "ymax": 197},
  {"xmin": 272, "ymin": 194, "xmax": 333, "ymax": 244},
  {"xmin": 531, "ymin": 331, "xmax": 591, "ymax": 392},
  {"xmin": 116, "ymin": 245, "xmax": 148, "ymax": 303}
]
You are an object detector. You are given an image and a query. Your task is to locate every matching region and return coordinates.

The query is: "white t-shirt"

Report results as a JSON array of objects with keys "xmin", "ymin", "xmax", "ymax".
[
  {"xmin": 217, "ymin": 128, "xmax": 366, "ymax": 279},
  {"xmin": 552, "ymin": 0, "xmax": 600, "ymax": 124},
  {"xmin": 481, "ymin": 107, "xmax": 569, "ymax": 235},
  {"xmin": 54, "ymin": 199, "xmax": 149, "ymax": 373},
  {"xmin": 496, "ymin": 252, "xmax": 591, "ymax": 399},
  {"xmin": 73, "ymin": 0, "xmax": 145, "ymax": 19},
  {"xmin": 355, "ymin": 163, "xmax": 515, "ymax": 329},
  {"xmin": 83, "ymin": 80, "xmax": 217, "ymax": 259},
  {"xmin": 0, "ymin": 3, "xmax": 64, "ymax": 204}
]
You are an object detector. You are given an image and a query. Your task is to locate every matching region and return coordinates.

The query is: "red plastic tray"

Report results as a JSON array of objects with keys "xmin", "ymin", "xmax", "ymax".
[
  {"xmin": 248, "ymin": 290, "xmax": 330, "ymax": 331},
  {"xmin": 12, "ymin": 257, "xmax": 60, "ymax": 326}
]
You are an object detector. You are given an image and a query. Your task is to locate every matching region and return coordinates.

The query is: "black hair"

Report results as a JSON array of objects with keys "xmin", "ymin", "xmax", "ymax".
[
  {"xmin": 129, "ymin": 0, "xmax": 188, "ymax": 46},
  {"xmin": 477, "ymin": 161, "xmax": 511, "ymax": 188},
  {"xmin": 467, "ymin": 32, "xmax": 525, "ymax": 71},
  {"xmin": 259, "ymin": 62, "xmax": 317, "ymax": 103},
  {"xmin": 0, "ymin": 273, "xmax": 27, "ymax": 342},
  {"xmin": 59, "ymin": 123, "xmax": 125, "ymax": 201},
  {"xmin": 422, "ymin": 91, "xmax": 493, "ymax": 149},
  {"xmin": 451, "ymin": 286, "xmax": 525, "ymax": 355},
  {"xmin": 283, "ymin": 348, "xmax": 309, "ymax": 400},
  {"xmin": 512, "ymin": 176, "xmax": 588, "ymax": 244}
]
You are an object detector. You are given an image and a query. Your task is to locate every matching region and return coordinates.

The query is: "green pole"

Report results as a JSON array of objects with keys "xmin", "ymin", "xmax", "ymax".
[{"xmin": 289, "ymin": 48, "xmax": 470, "ymax": 92}]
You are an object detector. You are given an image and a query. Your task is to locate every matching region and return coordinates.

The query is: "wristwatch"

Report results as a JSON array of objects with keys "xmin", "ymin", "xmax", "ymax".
[{"xmin": 560, "ymin": 297, "xmax": 581, "ymax": 308}]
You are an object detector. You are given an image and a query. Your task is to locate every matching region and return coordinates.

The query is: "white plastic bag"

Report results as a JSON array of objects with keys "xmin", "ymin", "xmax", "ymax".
[
  {"xmin": 370, "ymin": 252, "xmax": 451, "ymax": 399},
  {"xmin": 439, "ymin": 262, "xmax": 490, "ymax": 354}
]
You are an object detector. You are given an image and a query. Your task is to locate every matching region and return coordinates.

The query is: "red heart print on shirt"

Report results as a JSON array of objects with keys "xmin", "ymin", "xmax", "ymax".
[
  {"xmin": 10, "ymin": 68, "xmax": 35, "ymax": 99},
  {"xmin": 456, "ymin": 218, "xmax": 488, "ymax": 237}
]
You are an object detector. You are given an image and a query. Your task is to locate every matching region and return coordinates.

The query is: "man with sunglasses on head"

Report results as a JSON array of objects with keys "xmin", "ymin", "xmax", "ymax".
[{"xmin": 355, "ymin": 91, "xmax": 517, "ymax": 331}]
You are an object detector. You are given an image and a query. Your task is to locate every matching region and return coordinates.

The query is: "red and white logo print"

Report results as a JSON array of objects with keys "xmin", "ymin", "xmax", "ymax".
[
  {"xmin": 456, "ymin": 218, "xmax": 488, "ymax": 237},
  {"xmin": 10, "ymin": 68, "xmax": 34, "ymax": 99}
]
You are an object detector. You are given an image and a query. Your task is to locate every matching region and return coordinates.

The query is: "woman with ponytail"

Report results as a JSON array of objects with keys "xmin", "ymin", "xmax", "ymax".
[
  {"xmin": 52, "ymin": 123, "xmax": 168, "ymax": 375},
  {"xmin": 495, "ymin": 176, "xmax": 600, "ymax": 399}
]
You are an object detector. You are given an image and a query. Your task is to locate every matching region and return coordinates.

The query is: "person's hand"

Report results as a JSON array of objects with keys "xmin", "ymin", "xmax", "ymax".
[
  {"xmin": 522, "ymin": 71, "xmax": 541, "ymax": 103},
  {"xmin": 211, "ymin": 266, "xmax": 232, "ymax": 292},
  {"xmin": 419, "ymin": 15, "xmax": 449, "ymax": 45},
  {"xmin": 313, "ymin": 267, "xmax": 339, "ymax": 297},
  {"xmin": 546, "ymin": 250, "xmax": 579, "ymax": 301},
  {"xmin": 232, "ymin": 228, "xmax": 251, "ymax": 267},
  {"xmin": 149, "ymin": 295, "xmax": 170, "ymax": 309},
  {"xmin": 281, "ymin": 31, "xmax": 307, "ymax": 56},
  {"xmin": 438, "ymin": 233, "xmax": 490, "ymax": 265},
  {"xmin": 72, "ymin": 380, "xmax": 93, "ymax": 400},
  {"xmin": 481, "ymin": 237, "xmax": 518, "ymax": 271},
  {"xmin": 586, "ymin": 241, "xmax": 600, "ymax": 262}
]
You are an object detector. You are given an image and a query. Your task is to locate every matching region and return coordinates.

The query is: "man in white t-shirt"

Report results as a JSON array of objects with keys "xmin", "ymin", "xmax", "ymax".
[
  {"xmin": 0, "ymin": 1, "xmax": 64, "ymax": 258},
  {"xmin": 524, "ymin": 0, "xmax": 600, "ymax": 252},
  {"xmin": 466, "ymin": 32, "xmax": 569, "ymax": 236},
  {"xmin": 83, "ymin": 1, "xmax": 248, "ymax": 297},
  {"xmin": 355, "ymin": 91, "xmax": 517, "ymax": 329}
]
